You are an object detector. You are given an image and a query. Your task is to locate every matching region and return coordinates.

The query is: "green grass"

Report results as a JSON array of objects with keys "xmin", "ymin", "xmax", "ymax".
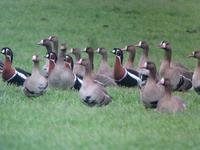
[{"xmin": 0, "ymin": 0, "xmax": 200, "ymax": 149}]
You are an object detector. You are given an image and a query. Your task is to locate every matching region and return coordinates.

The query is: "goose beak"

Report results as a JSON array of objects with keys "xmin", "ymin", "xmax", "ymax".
[
  {"xmin": 96, "ymin": 48, "xmax": 100, "ymax": 53},
  {"xmin": 188, "ymin": 54, "xmax": 194, "ymax": 57},
  {"xmin": 121, "ymin": 46, "xmax": 127, "ymax": 51},
  {"xmin": 76, "ymin": 59, "xmax": 82, "ymax": 65},
  {"xmin": 158, "ymin": 78, "xmax": 165, "ymax": 85}
]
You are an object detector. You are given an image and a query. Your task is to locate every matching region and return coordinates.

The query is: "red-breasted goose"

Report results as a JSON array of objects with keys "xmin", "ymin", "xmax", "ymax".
[
  {"xmin": 78, "ymin": 59, "xmax": 112, "ymax": 106},
  {"xmin": 70, "ymin": 48, "xmax": 85, "ymax": 77},
  {"xmin": 1, "ymin": 47, "xmax": 31, "ymax": 86},
  {"xmin": 23, "ymin": 55, "xmax": 48, "ymax": 97},
  {"xmin": 96, "ymin": 47, "xmax": 113, "ymax": 78},
  {"xmin": 189, "ymin": 51, "xmax": 200, "ymax": 94},
  {"xmin": 64, "ymin": 55, "xmax": 82, "ymax": 90},
  {"xmin": 82, "ymin": 47, "xmax": 116, "ymax": 86},
  {"xmin": 140, "ymin": 61, "xmax": 164, "ymax": 108},
  {"xmin": 159, "ymin": 41, "xmax": 192, "ymax": 91},
  {"xmin": 121, "ymin": 45, "xmax": 136, "ymax": 69},
  {"xmin": 112, "ymin": 48, "xmax": 142, "ymax": 87},
  {"xmin": 45, "ymin": 51, "xmax": 76, "ymax": 90},
  {"xmin": 156, "ymin": 78, "xmax": 186, "ymax": 113}
]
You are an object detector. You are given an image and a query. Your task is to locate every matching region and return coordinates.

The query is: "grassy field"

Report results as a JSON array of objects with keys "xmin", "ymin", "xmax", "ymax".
[{"xmin": 0, "ymin": 0, "xmax": 200, "ymax": 149}]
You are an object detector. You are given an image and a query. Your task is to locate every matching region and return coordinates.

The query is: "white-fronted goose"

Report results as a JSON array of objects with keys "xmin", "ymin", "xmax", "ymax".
[
  {"xmin": 96, "ymin": 47, "xmax": 113, "ymax": 78},
  {"xmin": 78, "ymin": 59, "xmax": 112, "ymax": 106},
  {"xmin": 189, "ymin": 51, "xmax": 200, "ymax": 94},
  {"xmin": 140, "ymin": 61, "xmax": 164, "ymax": 108},
  {"xmin": 112, "ymin": 48, "xmax": 142, "ymax": 87},
  {"xmin": 48, "ymin": 35, "xmax": 59, "ymax": 55},
  {"xmin": 159, "ymin": 41, "xmax": 192, "ymax": 91},
  {"xmin": 23, "ymin": 55, "xmax": 48, "ymax": 97},
  {"xmin": 157, "ymin": 78, "xmax": 186, "ymax": 113},
  {"xmin": 45, "ymin": 51, "xmax": 75, "ymax": 90},
  {"xmin": 121, "ymin": 45, "xmax": 136, "ymax": 69},
  {"xmin": 82, "ymin": 47, "xmax": 116, "ymax": 86},
  {"xmin": 37, "ymin": 38, "xmax": 53, "ymax": 78},
  {"xmin": 1, "ymin": 47, "xmax": 31, "ymax": 86},
  {"xmin": 70, "ymin": 48, "xmax": 85, "ymax": 77}
]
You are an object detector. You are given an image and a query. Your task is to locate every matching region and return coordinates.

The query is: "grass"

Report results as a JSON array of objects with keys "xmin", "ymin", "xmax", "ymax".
[{"xmin": 0, "ymin": 0, "xmax": 200, "ymax": 149}]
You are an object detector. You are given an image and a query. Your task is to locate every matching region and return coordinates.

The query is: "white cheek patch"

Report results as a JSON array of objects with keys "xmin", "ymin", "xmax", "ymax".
[
  {"xmin": 112, "ymin": 49, "xmax": 115, "ymax": 53},
  {"xmin": 144, "ymin": 62, "xmax": 147, "ymax": 68},
  {"xmin": 70, "ymin": 48, "xmax": 73, "ymax": 53},
  {"xmin": 193, "ymin": 51, "xmax": 195, "ymax": 56},
  {"xmin": 162, "ymin": 42, "xmax": 166, "ymax": 47},
  {"xmin": 138, "ymin": 41, "xmax": 142, "ymax": 46},
  {"xmin": 84, "ymin": 48, "xmax": 86, "ymax": 51},
  {"xmin": 32, "ymin": 55, "xmax": 37, "ymax": 60},
  {"xmin": 2, "ymin": 49, "xmax": 5, "ymax": 53},
  {"xmin": 160, "ymin": 78, "xmax": 165, "ymax": 84},
  {"xmin": 46, "ymin": 54, "xmax": 49, "ymax": 58},
  {"xmin": 96, "ymin": 48, "xmax": 100, "ymax": 53},
  {"xmin": 125, "ymin": 45, "xmax": 128, "ymax": 50},
  {"xmin": 48, "ymin": 36, "xmax": 52, "ymax": 40}
]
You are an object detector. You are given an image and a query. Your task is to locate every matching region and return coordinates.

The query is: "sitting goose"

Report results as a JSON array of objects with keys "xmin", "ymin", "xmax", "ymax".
[
  {"xmin": 159, "ymin": 41, "xmax": 192, "ymax": 91},
  {"xmin": 23, "ymin": 55, "xmax": 48, "ymax": 97},
  {"xmin": 112, "ymin": 48, "xmax": 142, "ymax": 87},
  {"xmin": 1, "ymin": 47, "xmax": 30, "ymax": 86},
  {"xmin": 96, "ymin": 47, "xmax": 113, "ymax": 78},
  {"xmin": 140, "ymin": 61, "xmax": 164, "ymax": 108},
  {"xmin": 45, "ymin": 51, "xmax": 80, "ymax": 90},
  {"xmin": 78, "ymin": 59, "xmax": 112, "ymax": 107},
  {"xmin": 157, "ymin": 78, "xmax": 186, "ymax": 113},
  {"xmin": 189, "ymin": 51, "xmax": 200, "ymax": 94}
]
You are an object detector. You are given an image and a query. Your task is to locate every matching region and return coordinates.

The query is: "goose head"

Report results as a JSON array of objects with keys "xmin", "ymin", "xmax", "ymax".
[
  {"xmin": 1, "ymin": 47, "xmax": 13, "ymax": 63},
  {"xmin": 159, "ymin": 41, "xmax": 171, "ymax": 51},
  {"xmin": 189, "ymin": 51, "xmax": 200, "ymax": 59},
  {"xmin": 112, "ymin": 48, "xmax": 123, "ymax": 64}
]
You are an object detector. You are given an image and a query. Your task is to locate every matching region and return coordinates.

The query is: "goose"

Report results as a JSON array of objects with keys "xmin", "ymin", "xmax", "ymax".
[
  {"xmin": 159, "ymin": 41, "xmax": 192, "ymax": 91},
  {"xmin": 78, "ymin": 58, "xmax": 112, "ymax": 107},
  {"xmin": 111, "ymin": 48, "xmax": 142, "ymax": 87},
  {"xmin": 23, "ymin": 55, "xmax": 48, "ymax": 97},
  {"xmin": 156, "ymin": 78, "xmax": 186, "ymax": 113},
  {"xmin": 140, "ymin": 61, "xmax": 164, "ymax": 108},
  {"xmin": 96, "ymin": 47, "xmax": 113, "ymax": 78},
  {"xmin": 1, "ymin": 47, "xmax": 30, "ymax": 86},
  {"xmin": 189, "ymin": 51, "xmax": 200, "ymax": 94}
]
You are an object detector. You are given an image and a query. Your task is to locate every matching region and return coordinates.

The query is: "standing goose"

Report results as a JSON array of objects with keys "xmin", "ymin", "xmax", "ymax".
[
  {"xmin": 112, "ymin": 48, "xmax": 142, "ymax": 87},
  {"xmin": 23, "ymin": 55, "xmax": 48, "ymax": 97},
  {"xmin": 140, "ymin": 61, "xmax": 164, "ymax": 108},
  {"xmin": 189, "ymin": 51, "xmax": 200, "ymax": 94},
  {"xmin": 159, "ymin": 41, "xmax": 192, "ymax": 91},
  {"xmin": 70, "ymin": 48, "xmax": 85, "ymax": 77},
  {"xmin": 135, "ymin": 41, "xmax": 149, "ymax": 68},
  {"xmin": 37, "ymin": 38, "xmax": 53, "ymax": 78},
  {"xmin": 96, "ymin": 47, "xmax": 113, "ymax": 78},
  {"xmin": 1, "ymin": 47, "xmax": 30, "ymax": 86},
  {"xmin": 48, "ymin": 35, "xmax": 59, "ymax": 55},
  {"xmin": 45, "ymin": 51, "xmax": 75, "ymax": 90},
  {"xmin": 82, "ymin": 47, "xmax": 116, "ymax": 86},
  {"xmin": 157, "ymin": 78, "xmax": 186, "ymax": 113},
  {"xmin": 78, "ymin": 59, "xmax": 112, "ymax": 107},
  {"xmin": 121, "ymin": 45, "xmax": 136, "ymax": 70}
]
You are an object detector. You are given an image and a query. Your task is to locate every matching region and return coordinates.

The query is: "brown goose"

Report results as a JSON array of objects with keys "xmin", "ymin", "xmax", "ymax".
[
  {"xmin": 156, "ymin": 78, "xmax": 186, "ymax": 113},
  {"xmin": 23, "ymin": 55, "xmax": 48, "ymax": 97},
  {"xmin": 135, "ymin": 41, "xmax": 149, "ymax": 68},
  {"xmin": 37, "ymin": 38, "xmax": 53, "ymax": 78},
  {"xmin": 96, "ymin": 47, "xmax": 113, "ymax": 78},
  {"xmin": 45, "ymin": 51, "xmax": 75, "ymax": 90},
  {"xmin": 48, "ymin": 35, "xmax": 59, "ymax": 55},
  {"xmin": 159, "ymin": 41, "xmax": 192, "ymax": 91},
  {"xmin": 78, "ymin": 59, "xmax": 112, "ymax": 107},
  {"xmin": 189, "ymin": 51, "xmax": 200, "ymax": 94},
  {"xmin": 121, "ymin": 45, "xmax": 136, "ymax": 70},
  {"xmin": 82, "ymin": 47, "xmax": 116, "ymax": 86},
  {"xmin": 140, "ymin": 61, "xmax": 164, "ymax": 108},
  {"xmin": 70, "ymin": 48, "xmax": 85, "ymax": 77}
]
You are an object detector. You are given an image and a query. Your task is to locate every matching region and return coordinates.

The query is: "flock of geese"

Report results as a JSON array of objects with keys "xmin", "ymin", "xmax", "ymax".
[{"xmin": 1, "ymin": 35, "xmax": 200, "ymax": 113}]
